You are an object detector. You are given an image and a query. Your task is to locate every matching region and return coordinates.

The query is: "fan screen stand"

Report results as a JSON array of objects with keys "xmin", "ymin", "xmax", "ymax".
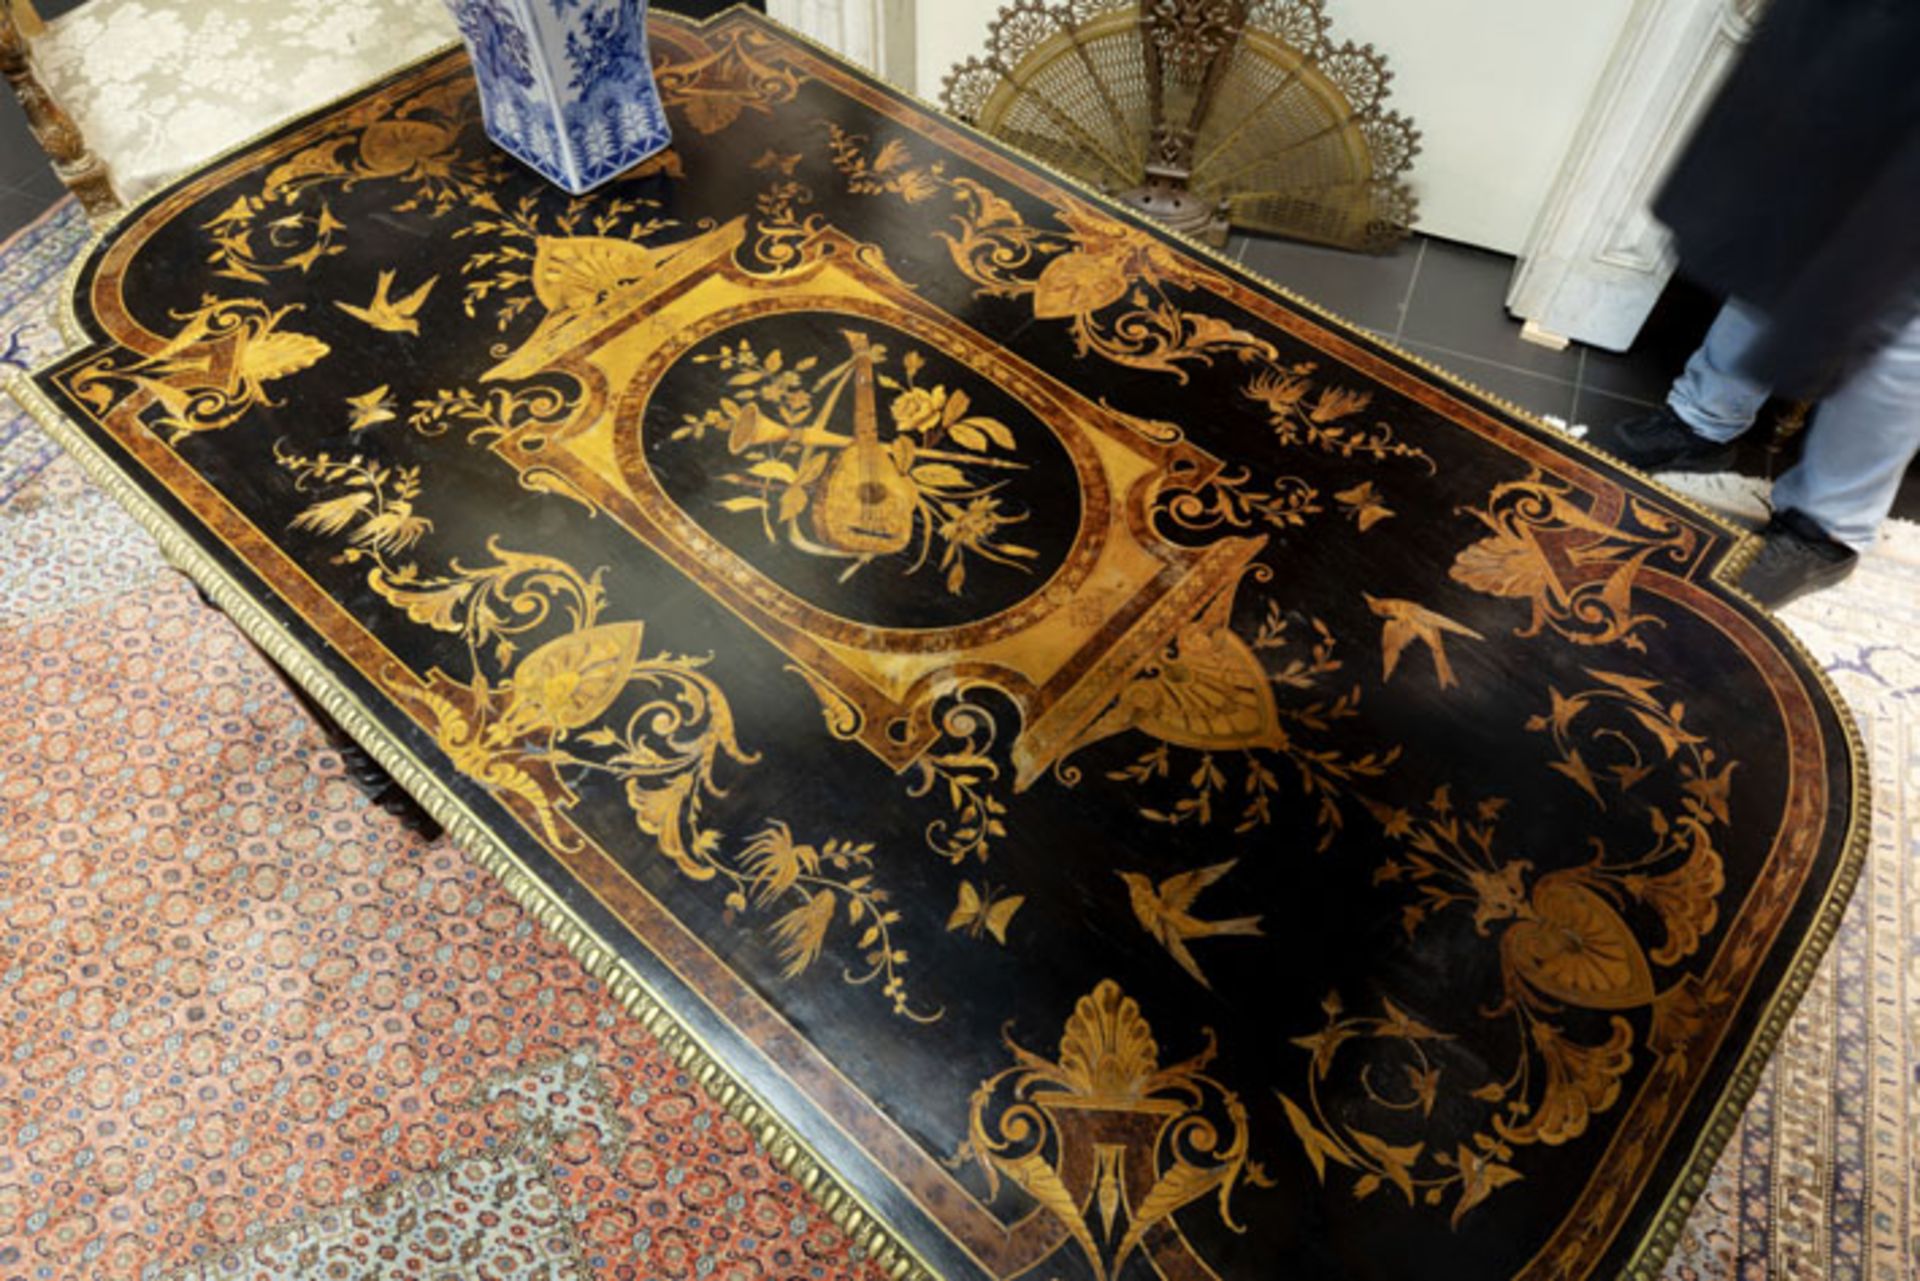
[
  {"xmin": 943, "ymin": 0, "xmax": 1420, "ymax": 253},
  {"xmin": 1115, "ymin": 0, "xmax": 1246, "ymax": 245},
  {"xmin": 1116, "ymin": 170, "xmax": 1230, "ymax": 246}
]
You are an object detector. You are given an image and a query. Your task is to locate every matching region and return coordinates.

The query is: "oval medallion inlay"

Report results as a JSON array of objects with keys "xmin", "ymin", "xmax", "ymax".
[{"xmin": 636, "ymin": 312, "xmax": 1082, "ymax": 630}]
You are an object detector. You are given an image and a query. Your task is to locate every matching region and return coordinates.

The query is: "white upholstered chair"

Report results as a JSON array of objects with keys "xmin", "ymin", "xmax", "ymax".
[{"xmin": 1, "ymin": 0, "xmax": 457, "ymax": 220}]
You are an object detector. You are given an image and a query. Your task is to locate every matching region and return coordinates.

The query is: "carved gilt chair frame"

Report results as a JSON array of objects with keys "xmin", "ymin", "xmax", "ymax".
[{"xmin": 1, "ymin": 0, "xmax": 119, "ymax": 218}]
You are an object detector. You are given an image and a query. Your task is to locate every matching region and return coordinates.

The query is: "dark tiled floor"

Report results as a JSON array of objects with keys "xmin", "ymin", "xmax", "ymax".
[
  {"xmin": 1, "ymin": 0, "xmax": 82, "ymax": 234},
  {"xmin": 1399, "ymin": 239, "xmax": 1582, "ymax": 381},
  {"xmin": 0, "ymin": 95, "xmax": 67, "ymax": 239},
  {"xmin": 1397, "ymin": 338, "xmax": 1577, "ymax": 422},
  {"xmin": 1233, "ymin": 229, "xmax": 1680, "ymax": 426}
]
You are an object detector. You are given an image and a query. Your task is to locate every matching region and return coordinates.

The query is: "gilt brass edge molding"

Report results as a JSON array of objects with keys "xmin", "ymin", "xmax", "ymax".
[
  {"xmin": 1615, "ymin": 612, "xmax": 1872, "ymax": 1281},
  {"xmin": 1, "ymin": 365, "xmax": 941, "ymax": 1281},
  {"xmin": 1619, "ymin": 781, "xmax": 1872, "ymax": 1278},
  {"xmin": 40, "ymin": 1, "xmax": 1755, "ymax": 587},
  {"xmin": 55, "ymin": 218, "xmax": 95, "ymax": 348},
  {"xmin": 0, "ymin": 194, "xmax": 97, "ymax": 350}
]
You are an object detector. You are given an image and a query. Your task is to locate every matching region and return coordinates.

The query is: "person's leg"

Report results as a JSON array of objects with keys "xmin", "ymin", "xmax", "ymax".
[
  {"xmin": 1769, "ymin": 308, "xmax": 1920, "ymax": 548},
  {"xmin": 1586, "ymin": 299, "xmax": 1774, "ymax": 471},
  {"xmin": 1666, "ymin": 298, "xmax": 1774, "ymax": 443}
]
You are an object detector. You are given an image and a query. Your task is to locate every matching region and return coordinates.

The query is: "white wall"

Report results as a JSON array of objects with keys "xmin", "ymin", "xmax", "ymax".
[
  {"xmin": 770, "ymin": 0, "xmax": 919, "ymax": 91},
  {"xmin": 914, "ymin": 0, "xmax": 1635, "ymax": 254}
]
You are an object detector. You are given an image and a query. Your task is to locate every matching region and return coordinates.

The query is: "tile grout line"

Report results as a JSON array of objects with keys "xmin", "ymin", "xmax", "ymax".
[
  {"xmin": 1572, "ymin": 347, "xmax": 1589, "ymax": 423},
  {"xmin": 1391, "ymin": 238, "xmax": 1427, "ymax": 342}
]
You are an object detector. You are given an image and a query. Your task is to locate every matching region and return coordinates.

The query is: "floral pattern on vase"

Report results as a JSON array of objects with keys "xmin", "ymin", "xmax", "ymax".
[{"xmin": 443, "ymin": 0, "xmax": 671, "ymax": 194}]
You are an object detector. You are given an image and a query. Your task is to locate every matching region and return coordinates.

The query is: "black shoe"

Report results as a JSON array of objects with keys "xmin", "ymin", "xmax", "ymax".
[
  {"xmin": 1739, "ymin": 508, "xmax": 1859, "ymax": 608},
  {"xmin": 1585, "ymin": 405, "xmax": 1738, "ymax": 473}
]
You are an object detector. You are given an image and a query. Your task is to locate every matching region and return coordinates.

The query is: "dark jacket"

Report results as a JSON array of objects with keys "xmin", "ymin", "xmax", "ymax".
[{"xmin": 1652, "ymin": 0, "xmax": 1920, "ymax": 396}]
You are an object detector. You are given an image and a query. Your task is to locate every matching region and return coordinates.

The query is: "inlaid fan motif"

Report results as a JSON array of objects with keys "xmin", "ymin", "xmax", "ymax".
[{"xmin": 941, "ymin": 0, "xmax": 1420, "ymax": 251}]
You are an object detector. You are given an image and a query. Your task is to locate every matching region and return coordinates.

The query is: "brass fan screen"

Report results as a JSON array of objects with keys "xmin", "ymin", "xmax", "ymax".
[{"xmin": 942, "ymin": 0, "xmax": 1419, "ymax": 251}]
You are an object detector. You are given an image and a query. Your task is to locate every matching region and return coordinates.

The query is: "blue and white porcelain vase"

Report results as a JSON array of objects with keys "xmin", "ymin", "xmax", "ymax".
[{"xmin": 444, "ymin": 0, "xmax": 672, "ymax": 195}]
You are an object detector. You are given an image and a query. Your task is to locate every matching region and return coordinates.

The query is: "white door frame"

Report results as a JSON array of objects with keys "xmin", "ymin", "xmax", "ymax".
[
  {"xmin": 765, "ymin": 0, "xmax": 918, "ymax": 92},
  {"xmin": 1506, "ymin": 0, "xmax": 1760, "ymax": 351}
]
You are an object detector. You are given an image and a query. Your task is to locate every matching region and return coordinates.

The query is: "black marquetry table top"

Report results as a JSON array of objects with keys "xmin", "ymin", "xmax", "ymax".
[{"xmin": 17, "ymin": 12, "xmax": 1863, "ymax": 1281}]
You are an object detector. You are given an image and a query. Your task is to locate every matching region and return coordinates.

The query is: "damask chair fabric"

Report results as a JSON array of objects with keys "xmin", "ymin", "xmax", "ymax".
[{"xmin": 21, "ymin": 0, "xmax": 457, "ymax": 209}]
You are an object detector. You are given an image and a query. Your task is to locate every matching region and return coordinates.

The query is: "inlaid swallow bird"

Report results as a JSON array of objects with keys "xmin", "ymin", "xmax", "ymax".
[
  {"xmin": 1118, "ymin": 859, "xmax": 1264, "ymax": 989},
  {"xmin": 1366, "ymin": 593, "xmax": 1484, "ymax": 689},
  {"xmin": 335, "ymin": 270, "xmax": 437, "ymax": 335}
]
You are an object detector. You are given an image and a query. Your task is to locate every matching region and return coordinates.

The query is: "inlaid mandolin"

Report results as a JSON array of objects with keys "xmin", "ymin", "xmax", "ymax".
[{"xmin": 811, "ymin": 330, "xmax": 917, "ymax": 555}]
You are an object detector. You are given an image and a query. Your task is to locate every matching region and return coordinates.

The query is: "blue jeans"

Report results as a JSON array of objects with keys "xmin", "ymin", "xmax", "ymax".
[{"xmin": 1667, "ymin": 299, "xmax": 1920, "ymax": 548}]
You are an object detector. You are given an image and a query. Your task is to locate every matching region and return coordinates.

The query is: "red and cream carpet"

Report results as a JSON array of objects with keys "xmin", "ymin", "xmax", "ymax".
[{"xmin": 2, "ymin": 199, "xmax": 1915, "ymax": 1279}]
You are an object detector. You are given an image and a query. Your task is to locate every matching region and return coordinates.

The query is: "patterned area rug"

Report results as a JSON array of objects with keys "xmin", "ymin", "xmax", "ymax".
[
  {"xmin": 0, "ymin": 203, "xmax": 1913, "ymax": 1279},
  {"xmin": 0, "ymin": 203, "xmax": 88, "ymax": 504}
]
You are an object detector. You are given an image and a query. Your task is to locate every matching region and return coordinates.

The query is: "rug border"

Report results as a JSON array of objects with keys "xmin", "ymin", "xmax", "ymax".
[{"xmin": 11, "ymin": 6, "xmax": 1874, "ymax": 1278}]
